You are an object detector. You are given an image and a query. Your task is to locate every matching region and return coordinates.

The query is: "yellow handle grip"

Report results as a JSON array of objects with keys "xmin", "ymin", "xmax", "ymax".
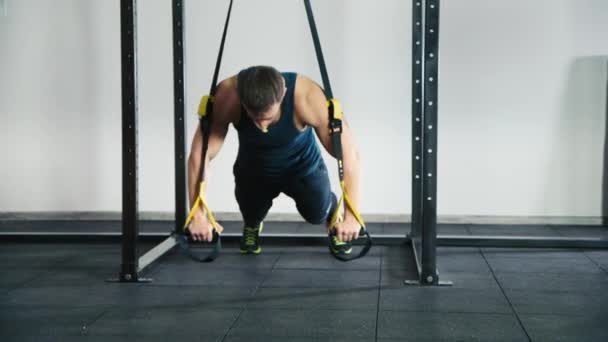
[
  {"xmin": 328, "ymin": 181, "xmax": 365, "ymax": 230},
  {"xmin": 183, "ymin": 181, "xmax": 222, "ymax": 234}
]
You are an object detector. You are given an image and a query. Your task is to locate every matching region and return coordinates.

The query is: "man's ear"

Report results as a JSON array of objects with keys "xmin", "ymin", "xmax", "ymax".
[{"xmin": 281, "ymin": 76, "xmax": 287, "ymax": 98}]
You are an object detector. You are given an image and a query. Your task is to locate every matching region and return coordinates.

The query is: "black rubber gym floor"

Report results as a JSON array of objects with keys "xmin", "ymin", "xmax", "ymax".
[{"xmin": 1, "ymin": 221, "xmax": 607, "ymax": 341}]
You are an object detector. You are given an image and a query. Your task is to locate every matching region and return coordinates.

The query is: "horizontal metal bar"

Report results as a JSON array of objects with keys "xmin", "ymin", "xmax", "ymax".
[
  {"xmin": 1, "ymin": 212, "xmax": 603, "ymax": 225},
  {"xmin": 0, "ymin": 232, "xmax": 408, "ymax": 246},
  {"xmin": 1, "ymin": 232, "xmax": 605, "ymax": 249},
  {"xmin": 0, "ymin": 232, "xmax": 156, "ymax": 236},
  {"xmin": 137, "ymin": 235, "xmax": 177, "ymax": 273},
  {"xmin": 438, "ymin": 235, "xmax": 608, "ymax": 249},
  {"xmin": 0, "ymin": 232, "xmax": 404, "ymax": 239}
]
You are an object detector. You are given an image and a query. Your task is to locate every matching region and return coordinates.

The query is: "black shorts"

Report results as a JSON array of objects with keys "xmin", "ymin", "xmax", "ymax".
[{"xmin": 234, "ymin": 160, "xmax": 337, "ymax": 227}]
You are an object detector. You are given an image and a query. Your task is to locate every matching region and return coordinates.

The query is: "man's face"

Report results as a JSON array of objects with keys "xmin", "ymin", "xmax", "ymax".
[
  {"xmin": 245, "ymin": 102, "xmax": 282, "ymax": 133},
  {"xmin": 244, "ymin": 83, "xmax": 287, "ymax": 133}
]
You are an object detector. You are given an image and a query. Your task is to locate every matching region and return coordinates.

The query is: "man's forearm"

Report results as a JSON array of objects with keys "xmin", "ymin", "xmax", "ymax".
[
  {"xmin": 342, "ymin": 149, "xmax": 361, "ymax": 224},
  {"xmin": 187, "ymin": 156, "xmax": 210, "ymax": 214}
]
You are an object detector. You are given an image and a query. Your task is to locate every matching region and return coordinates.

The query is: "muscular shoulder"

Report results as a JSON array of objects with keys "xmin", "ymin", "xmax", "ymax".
[
  {"xmin": 211, "ymin": 76, "xmax": 240, "ymax": 125},
  {"xmin": 294, "ymin": 74, "xmax": 327, "ymax": 127}
]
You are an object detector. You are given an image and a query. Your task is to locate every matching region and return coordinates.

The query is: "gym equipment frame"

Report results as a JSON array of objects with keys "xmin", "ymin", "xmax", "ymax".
[{"xmin": 2, "ymin": 0, "xmax": 604, "ymax": 285}]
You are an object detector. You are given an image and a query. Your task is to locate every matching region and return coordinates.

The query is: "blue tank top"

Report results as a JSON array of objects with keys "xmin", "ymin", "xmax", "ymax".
[{"xmin": 233, "ymin": 72, "xmax": 322, "ymax": 180}]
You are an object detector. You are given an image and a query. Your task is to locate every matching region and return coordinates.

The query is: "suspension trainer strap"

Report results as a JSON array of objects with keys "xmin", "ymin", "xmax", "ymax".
[
  {"xmin": 180, "ymin": 0, "xmax": 234, "ymax": 262},
  {"xmin": 303, "ymin": 0, "xmax": 333, "ymax": 99},
  {"xmin": 209, "ymin": 0, "xmax": 234, "ymax": 96},
  {"xmin": 304, "ymin": 0, "xmax": 371, "ymax": 261}
]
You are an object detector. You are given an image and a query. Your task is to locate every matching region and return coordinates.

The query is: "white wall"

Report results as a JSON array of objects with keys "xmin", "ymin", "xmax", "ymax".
[{"xmin": 0, "ymin": 0, "xmax": 606, "ymax": 218}]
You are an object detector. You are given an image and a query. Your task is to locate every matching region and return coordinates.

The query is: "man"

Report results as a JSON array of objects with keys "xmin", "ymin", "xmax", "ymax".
[{"xmin": 186, "ymin": 65, "xmax": 361, "ymax": 256}]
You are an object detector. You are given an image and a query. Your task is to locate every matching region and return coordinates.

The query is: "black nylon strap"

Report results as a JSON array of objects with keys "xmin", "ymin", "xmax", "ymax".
[
  {"xmin": 304, "ymin": 0, "xmax": 333, "ymax": 99},
  {"xmin": 304, "ymin": 0, "xmax": 371, "ymax": 261},
  {"xmin": 182, "ymin": 0, "xmax": 234, "ymax": 262},
  {"xmin": 304, "ymin": 0, "xmax": 344, "ymax": 183},
  {"xmin": 304, "ymin": 0, "xmax": 343, "ymax": 180},
  {"xmin": 327, "ymin": 100, "xmax": 345, "ymax": 181},
  {"xmin": 209, "ymin": 0, "xmax": 234, "ymax": 96},
  {"xmin": 200, "ymin": 0, "xmax": 234, "ymax": 176},
  {"xmin": 201, "ymin": 0, "xmax": 233, "ymax": 181}
]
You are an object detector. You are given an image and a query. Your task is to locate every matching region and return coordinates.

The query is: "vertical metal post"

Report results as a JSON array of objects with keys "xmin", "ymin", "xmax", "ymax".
[
  {"xmin": 602, "ymin": 63, "xmax": 608, "ymax": 228},
  {"xmin": 120, "ymin": 0, "xmax": 139, "ymax": 282},
  {"xmin": 411, "ymin": 0, "xmax": 424, "ymax": 240},
  {"xmin": 173, "ymin": 0, "xmax": 187, "ymax": 233},
  {"xmin": 420, "ymin": 0, "xmax": 440, "ymax": 285}
]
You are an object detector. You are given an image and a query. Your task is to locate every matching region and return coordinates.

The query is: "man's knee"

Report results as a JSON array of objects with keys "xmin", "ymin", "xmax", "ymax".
[
  {"xmin": 300, "ymin": 192, "xmax": 337, "ymax": 225},
  {"xmin": 302, "ymin": 212, "xmax": 326, "ymax": 225}
]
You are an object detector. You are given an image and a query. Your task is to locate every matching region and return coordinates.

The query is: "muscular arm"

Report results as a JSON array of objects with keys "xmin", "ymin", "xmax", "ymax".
[
  {"xmin": 187, "ymin": 118, "xmax": 228, "ymax": 213},
  {"xmin": 296, "ymin": 76, "xmax": 362, "ymax": 236},
  {"xmin": 187, "ymin": 78, "xmax": 238, "ymax": 225}
]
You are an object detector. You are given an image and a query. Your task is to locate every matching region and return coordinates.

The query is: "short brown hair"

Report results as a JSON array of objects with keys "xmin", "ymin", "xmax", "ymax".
[{"xmin": 237, "ymin": 66, "xmax": 284, "ymax": 114}]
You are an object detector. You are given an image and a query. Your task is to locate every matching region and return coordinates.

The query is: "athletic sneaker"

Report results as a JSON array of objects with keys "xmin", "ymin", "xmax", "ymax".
[{"xmin": 240, "ymin": 222, "xmax": 263, "ymax": 254}]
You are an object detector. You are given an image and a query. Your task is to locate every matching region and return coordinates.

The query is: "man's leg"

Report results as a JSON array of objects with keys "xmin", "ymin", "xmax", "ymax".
[
  {"xmin": 283, "ymin": 161, "xmax": 337, "ymax": 226},
  {"xmin": 283, "ymin": 161, "xmax": 354, "ymax": 255},
  {"xmin": 234, "ymin": 173, "xmax": 279, "ymax": 254}
]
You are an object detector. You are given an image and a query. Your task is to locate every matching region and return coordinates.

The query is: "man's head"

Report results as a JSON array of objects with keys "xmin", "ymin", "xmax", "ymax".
[{"xmin": 237, "ymin": 66, "xmax": 286, "ymax": 131}]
